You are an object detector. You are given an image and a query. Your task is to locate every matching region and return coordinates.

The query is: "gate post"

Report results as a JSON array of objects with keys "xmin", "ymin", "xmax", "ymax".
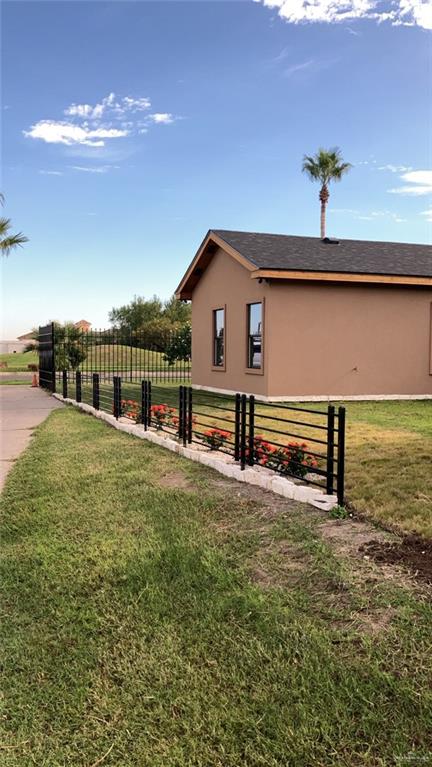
[
  {"xmin": 187, "ymin": 387, "xmax": 193, "ymax": 444},
  {"xmin": 248, "ymin": 395, "xmax": 255, "ymax": 466},
  {"xmin": 234, "ymin": 393, "xmax": 241, "ymax": 461},
  {"xmin": 240, "ymin": 394, "xmax": 247, "ymax": 470},
  {"xmin": 76, "ymin": 371, "xmax": 82, "ymax": 403},
  {"xmin": 326, "ymin": 405, "xmax": 335, "ymax": 496},
  {"xmin": 337, "ymin": 407, "xmax": 346, "ymax": 506},
  {"xmin": 92, "ymin": 373, "xmax": 100, "ymax": 410},
  {"xmin": 178, "ymin": 385, "xmax": 184, "ymax": 441},
  {"xmin": 38, "ymin": 322, "xmax": 56, "ymax": 392},
  {"xmin": 51, "ymin": 322, "xmax": 56, "ymax": 393}
]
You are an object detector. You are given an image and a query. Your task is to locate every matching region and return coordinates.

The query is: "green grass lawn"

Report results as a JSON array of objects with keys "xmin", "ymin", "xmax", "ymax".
[
  {"xmin": 0, "ymin": 344, "xmax": 191, "ymax": 374},
  {"xmin": 0, "ymin": 379, "xmax": 32, "ymax": 385},
  {"xmin": 80, "ymin": 344, "xmax": 191, "ymax": 373},
  {"xmin": 0, "ymin": 350, "xmax": 38, "ymax": 372},
  {"xmin": 69, "ymin": 380, "xmax": 432, "ymax": 538},
  {"xmin": 1, "ymin": 406, "xmax": 431, "ymax": 766}
]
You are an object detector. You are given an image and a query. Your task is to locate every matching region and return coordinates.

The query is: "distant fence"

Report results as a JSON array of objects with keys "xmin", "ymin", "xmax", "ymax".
[
  {"xmin": 59, "ymin": 371, "xmax": 346, "ymax": 505},
  {"xmin": 38, "ymin": 324, "xmax": 191, "ymax": 389}
]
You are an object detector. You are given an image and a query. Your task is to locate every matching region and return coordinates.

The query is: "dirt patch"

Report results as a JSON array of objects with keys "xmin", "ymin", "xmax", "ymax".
[
  {"xmin": 318, "ymin": 519, "xmax": 391, "ymax": 556},
  {"xmin": 360, "ymin": 536, "xmax": 432, "ymax": 585},
  {"xmin": 157, "ymin": 472, "xmax": 193, "ymax": 490}
]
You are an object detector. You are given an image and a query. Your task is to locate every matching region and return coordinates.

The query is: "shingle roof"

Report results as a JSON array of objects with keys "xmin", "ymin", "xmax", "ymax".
[{"xmin": 212, "ymin": 230, "xmax": 432, "ymax": 278}]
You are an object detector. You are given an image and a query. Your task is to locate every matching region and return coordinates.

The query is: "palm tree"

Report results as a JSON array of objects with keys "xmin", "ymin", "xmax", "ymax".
[
  {"xmin": 302, "ymin": 148, "xmax": 352, "ymax": 239},
  {"xmin": 0, "ymin": 193, "xmax": 28, "ymax": 256}
]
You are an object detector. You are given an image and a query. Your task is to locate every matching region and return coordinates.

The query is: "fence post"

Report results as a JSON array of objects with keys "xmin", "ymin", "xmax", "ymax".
[
  {"xmin": 337, "ymin": 407, "xmax": 346, "ymax": 506},
  {"xmin": 178, "ymin": 385, "xmax": 184, "ymax": 441},
  {"xmin": 240, "ymin": 394, "xmax": 247, "ymax": 470},
  {"xmin": 187, "ymin": 387, "xmax": 193, "ymax": 444},
  {"xmin": 141, "ymin": 380, "xmax": 147, "ymax": 429},
  {"xmin": 234, "ymin": 393, "xmax": 241, "ymax": 461},
  {"xmin": 62, "ymin": 370, "xmax": 67, "ymax": 399},
  {"xmin": 76, "ymin": 371, "xmax": 82, "ymax": 403},
  {"xmin": 51, "ymin": 321, "xmax": 56, "ymax": 393},
  {"xmin": 326, "ymin": 404, "xmax": 335, "ymax": 495},
  {"xmin": 182, "ymin": 387, "xmax": 187, "ymax": 446},
  {"xmin": 248, "ymin": 395, "xmax": 255, "ymax": 466},
  {"xmin": 92, "ymin": 373, "xmax": 100, "ymax": 410},
  {"xmin": 113, "ymin": 376, "xmax": 121, "ymax": 419},
  {"xmin": 147, "ymin": 381, "xmax": 152, "ymax": 427}
]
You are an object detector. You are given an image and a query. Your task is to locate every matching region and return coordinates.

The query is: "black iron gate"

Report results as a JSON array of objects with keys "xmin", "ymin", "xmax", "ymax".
[{"xmin": 39, "ymin": 323, "xmax": 55, "ymax": 392}]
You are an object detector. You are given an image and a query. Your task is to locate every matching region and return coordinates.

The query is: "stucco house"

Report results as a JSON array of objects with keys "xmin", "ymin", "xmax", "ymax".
[{"xmin": 175, "ymin": 229, "xmax": 432, "ymax": 400}]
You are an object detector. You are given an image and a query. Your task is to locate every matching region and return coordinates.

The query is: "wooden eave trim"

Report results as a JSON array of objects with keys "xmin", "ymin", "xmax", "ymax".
[
  {"xmin": 250, "ymin": 269, "xmax": 432, "ymax": 287},
  {"xmin": 175, "ymin": 232, "xmax": 255, "ymax": 299}
]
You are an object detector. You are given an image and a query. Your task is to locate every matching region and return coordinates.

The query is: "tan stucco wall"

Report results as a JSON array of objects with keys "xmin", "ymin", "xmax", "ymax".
[
  {"xmin": 191, "ymin": 246, "xmax": 432, "ymax": 398},
  {"xmin": 267, "ymin": 281, "xmax": 432, "ymax": 397},
  {"xmin": 191, "ymin": 247, "xmax": 270, "ymax": 396}
]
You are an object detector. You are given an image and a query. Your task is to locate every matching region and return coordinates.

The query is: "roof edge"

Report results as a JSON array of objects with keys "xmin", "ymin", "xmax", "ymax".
[
  {"xmin": 175, "ymin": 230, "xmax": 256, "ymax": 299},
  {"xmin": 251, "ymin": 269, "xmax": 432, "ymax": 287}
]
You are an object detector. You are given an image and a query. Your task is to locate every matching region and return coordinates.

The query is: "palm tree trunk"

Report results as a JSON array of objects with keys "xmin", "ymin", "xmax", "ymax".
[
  {"xmin": 319, "ymin": 184, "xmax": 329, "ymax": 239},
  {"xmin": 320, "ymin": 199, "xmax": 326, "ymax": 239}
]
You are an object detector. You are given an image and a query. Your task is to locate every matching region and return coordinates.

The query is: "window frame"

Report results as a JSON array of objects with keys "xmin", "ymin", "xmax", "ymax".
[
  {"xmin": 211, "ymin": 305, "xmax": 226, "ymax": 371},
  {"xmin": 245, "ymin": 299, "xmax": 264, "ymax": 375}
]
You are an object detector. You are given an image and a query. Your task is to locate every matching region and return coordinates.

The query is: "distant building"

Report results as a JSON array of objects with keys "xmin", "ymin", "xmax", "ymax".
[
  {"xmin": 73, "ymin": 320, "xmax": 92, "ymax": 332},
  {"xmin": 17, "ymin": 331, "xmax": 36, "ymax": 342},
  {"xmin": 0, "ymin": 340, "xmax": 28, "ymax": 354}
]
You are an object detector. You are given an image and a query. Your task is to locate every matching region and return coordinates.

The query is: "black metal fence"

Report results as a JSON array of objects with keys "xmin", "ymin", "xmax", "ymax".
[
  {"xmin": 60, "ymin": 371, "xmax": 346, "ymax": 505},
  {"xmin": 38, "ymin": 323, "xmax": 55, "ymax": 391},
  {"xmin": 39, "ymin": 325, "xmax": 191, "ymax": 391}
]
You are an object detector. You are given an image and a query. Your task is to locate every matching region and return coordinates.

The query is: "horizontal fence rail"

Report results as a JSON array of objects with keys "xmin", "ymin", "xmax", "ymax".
[{"xmin": 59, "ymin": 372, "xmax": 346, "ymax": 505}]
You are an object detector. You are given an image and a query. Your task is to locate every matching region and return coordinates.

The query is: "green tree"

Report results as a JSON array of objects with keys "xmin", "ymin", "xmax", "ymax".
[
  {"xmin": 109, "ymin": 294, "xmax": 191, "ymax": 352},
  {"xmin": 302, "ymin": 148, "xmax": 352, "ymax": 239},
  {"xmin": 139, "ymin": 317, "xmax": 181, "ymax": 352},
  {"xmin": 163, "ymin": 295, "xmax": 191, "ymax": 324},
  {"xmin": 109, "ymin": 295, "xmax": 163, "ymax": 332},
  {"xmin": 163, "ymin": 323, "xmax": 191, "ymax": 366},
  {"xmin": 54, "ymin": 323, "xmax": 87, "ymax": 371},
  {"xmin": 0, "ymin": 194, "xmax": 28, "ymax": 257}
]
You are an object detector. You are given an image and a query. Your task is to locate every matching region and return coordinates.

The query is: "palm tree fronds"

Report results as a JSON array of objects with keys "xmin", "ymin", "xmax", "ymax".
[{"xmin": 0, "ymin": 213, "xmax": 29, "ymax": 257}]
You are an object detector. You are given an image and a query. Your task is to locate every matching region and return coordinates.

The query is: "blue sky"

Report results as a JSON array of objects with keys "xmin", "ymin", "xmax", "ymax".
[{"xmin": 2, "ymin": 0, "xmax": 431, "ymax": 337}]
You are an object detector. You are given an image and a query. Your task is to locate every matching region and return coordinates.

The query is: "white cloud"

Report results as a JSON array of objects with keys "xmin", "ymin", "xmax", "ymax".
[
  {"xmin": 330, "ymin": 207, "xmax": 407, "ymax": 222},
  {"xmin": 377, "ymin": 164, "xmax": 413, "ymax": 172},
  {"xmin": 24, "ymin": 120, "xmax": 128, "ymax": 147},
  {"xmin": 388, "ymin": 169, "xmax": 432, "ymax": 195},
  {"xmin": 398, "ymin": 0, "xmax": 432, "ymax": 28},
  {"xmin": 71, "ymin": 165, "xmax": 118, "ymax": 173},
  {"xmin": 284, "ymin": 58, "xmax": 315, "ymax": 76},
  {"xmin": 150, "ymin": 113, "xmax": 174, "ymax": 124},
  {"xmin": 64, "ymin": 104, "xmax": 93, "ymax": 118},
  {"xmin": 39, "ymin": 169, "xmax": 63, "ymax": 176},
  {"xmin": 257, "ymin": 0, "xmax": 432, "ymax": 29},
  {"xmin": 420, "ymin": 207, "xmax": 432, "ymax": 222},
  {"xmin": 24, "ymin": 93, "xmax": 177, "ymax": 150}
]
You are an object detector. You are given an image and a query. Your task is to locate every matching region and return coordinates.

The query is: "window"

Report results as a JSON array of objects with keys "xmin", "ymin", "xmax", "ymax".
[
  {"xmin": 213, "ymin": 308, "xmax": 225, "ymax": 367},
  {"xmin": 247, "ymin": 302, "xmax": 262, "ymax": 369}
]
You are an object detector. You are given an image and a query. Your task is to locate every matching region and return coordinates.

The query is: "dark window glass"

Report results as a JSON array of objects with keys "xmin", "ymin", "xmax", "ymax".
[
  {"xmin": 247, "ymin": 302, "xmax": 262, "ymax": 369},
  {"xmin": 213, "ymin": 308, "xmax": 224, "ymax": 366}
]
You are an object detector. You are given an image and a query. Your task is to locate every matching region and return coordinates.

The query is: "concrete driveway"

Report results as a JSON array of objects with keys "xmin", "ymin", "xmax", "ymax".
[{"xmin": 0, "ymin": 385, "xmax": 63, "ymax": 491}]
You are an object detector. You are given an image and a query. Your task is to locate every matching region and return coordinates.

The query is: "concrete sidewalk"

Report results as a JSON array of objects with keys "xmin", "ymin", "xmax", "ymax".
[{"xmin": 0, "ymin": 385, "xmax": 63, "ymax": 490}]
